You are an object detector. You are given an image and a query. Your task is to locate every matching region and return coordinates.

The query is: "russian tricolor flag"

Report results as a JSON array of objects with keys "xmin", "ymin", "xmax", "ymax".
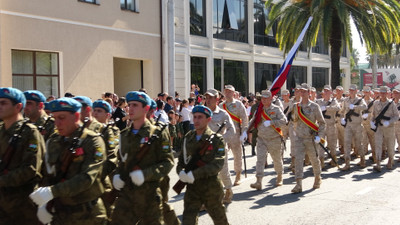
[{"xmin": 269, "ymin": 16, "xmax": 313, "ymax": 96}]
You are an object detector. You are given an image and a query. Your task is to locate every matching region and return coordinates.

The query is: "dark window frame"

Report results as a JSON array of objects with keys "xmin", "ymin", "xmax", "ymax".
[
  {"xmin": 190, "ymin": 56, "xmax": 207, "ymax": 95},
  {"xmin": 11, "ymin": 49, "xmax": 60, "ymax": 97},
  {"xmin": 190, "ymin": 0, "xmax": 207, "ymax": 36},
  {"xmin": 78, "ymin": 0, "xmax": 99, "ymax": 5},
  {"xmin": 121, "ymin": 0, "xmax": 139, "ymax": 13}
]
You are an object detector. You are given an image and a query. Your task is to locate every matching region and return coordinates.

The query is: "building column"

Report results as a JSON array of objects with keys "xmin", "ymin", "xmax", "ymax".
[{"xmin": 207, "ymin": 0, "xmax": 214, "ymax": 90}]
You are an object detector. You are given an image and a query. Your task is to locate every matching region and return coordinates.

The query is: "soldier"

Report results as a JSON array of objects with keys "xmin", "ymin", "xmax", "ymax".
[
  {"xmin": 291, "ymin": 83, "xmax": 325, "ymax": 193},
  {"xmin": 30, "ymin": 97, "xmax": 107, "ymax": 224},
  {"xmin": 335, "ymin": 86, "xmax": 345, "ymax": 154},
  {"xmin": 249, "ymin": 90, "xmax": 287, "ymax": 190},
  {"xmin": 288, "ymin": 86, "xmax": 302, "ymax": 171},
  {"xmin": 219, "ymin": 85, "xmax": 249, "ymax": 185},
  {"xmin": 361, "ymin": 86, "xmax": 377, "ymax": 163},
  {"xmin": 177, "ymin": 105, "xmax": 229, "ymax": 225},
  {"xmin": 393, "ymin": 89, "xmax": 400, "ymax": 161},
  {"xmin": 23, "ymin": 90, "xmax": 55, "ymax": 141},
  {"xmin": 340, "ymin": 84, "xmax": 367, "ymax": 170},
  {"xmin": 371, "ymin": 86, "xmax": 399, "ymax": 172},
  {"xmin": 73, "ymin": 96, "xmax": 103, "ymax": 133},
  {"xmin": 281, "ymin": 89, "xmax": 291, "ymax": 141},
  {"xmin": 92, "ymin": 100, "xmax": 119, "ymax": 219},
  {"xmin": 0, "ymin": 87, "xmax": 44, "ymax": 225},
  {"xmin": 249, "ymin": 93, "xmax": 261, "ymax": 156},
  {"xmin": 111, "ymin": 91, "xmax": 174, "ymax": 225},
  {"xmin": 204, "ymin": 88, "xmax": 236, "ymax": 204},
  {"xmin": 316, "ymin": 85, "xmax": 340, "ymax": 168},
  {"xmin": 310, "ymin": 87, "xmax": 317, "ymax": 102}
]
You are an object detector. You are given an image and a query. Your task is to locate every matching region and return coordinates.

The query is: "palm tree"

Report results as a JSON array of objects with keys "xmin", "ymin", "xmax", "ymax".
[{"xmin": 265, "ymin": 0, "xmax": 400, "ymax": 88}]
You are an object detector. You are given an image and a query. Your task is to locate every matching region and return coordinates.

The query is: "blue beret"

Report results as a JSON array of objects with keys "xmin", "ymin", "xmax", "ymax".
[
  {"xmin": 73, "ymin": 96, "xmax": 93, "ymax": 108},
  {"xmin": 44, "ymin": 102, "xmax": 50, "ymax": 111},
  {"xmin": 48, "ymin": 98, "xmax": 82, "ymax": 113},
  {"xmin": 24, "ymin": 90, "xmax": 46, "ymax": 103},
  {"xmin": 192, "ymin": 105, "xmax": 213, "ymax": 118},
  {"xmin": 126, "ymin": 91, "xmax": 151, "ymax": 106},
  {"xmin": 93, "ymin": 100, "xmax": 112, "ymax": 114},
  {"xmin": 0, "ymin": 87, "xmax": 26, "ymax": 108},
  {"xmin": 150, "ymin": 99, "xmax": 157, "ymax": 110}
]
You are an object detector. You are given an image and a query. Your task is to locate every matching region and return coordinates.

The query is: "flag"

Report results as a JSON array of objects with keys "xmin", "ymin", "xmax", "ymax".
[
  {"xmin": 269, "ymin": 16, "xmax": 313, "ymax": 96},
  {"xmin": 252, "ymin": 17, "xmax": 313, "ymax": 129}
]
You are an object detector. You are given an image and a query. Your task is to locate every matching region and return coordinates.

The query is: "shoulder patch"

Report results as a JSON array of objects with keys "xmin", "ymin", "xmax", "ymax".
[
  {"xmin": 161, "ymin": 141, "xmax": 170, "ymax": 153},
  {"xmin": 94, "ymin": 147, "xmax": 104, "ymax": 161}
]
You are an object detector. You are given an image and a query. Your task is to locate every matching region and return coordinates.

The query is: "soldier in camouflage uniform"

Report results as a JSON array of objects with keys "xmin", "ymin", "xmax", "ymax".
[
  {"xmin": 23, "ymin": 90, "xmax": 55, "ymax": 141},
  {"xmin": 204, "ymin": 89, "xmax": 236, "ymax": 204},
  {"xmin": 111, "ymin": 91, "xmax": 174, "ymax": 225},
  {"xmin": 73, "ymin": 96, "xmax": 103, "ymax": 133},
  {"xmin": 0, "ymin": 87, "xmax": 44, "ymax": 225},
  {"xmin": 177, "ymin": 105, "xmax": 229, "ymax": 225},
  {"xmin": 92, "ymin": 100, "xmax": 119, "ymax": 219},
  {"xmin": 361, "ymin": 86, "xmax": 377, "ymax": 163},
  {"xmin": 30, "ymin": 97, "xmax": 107, "ymax": 225}
]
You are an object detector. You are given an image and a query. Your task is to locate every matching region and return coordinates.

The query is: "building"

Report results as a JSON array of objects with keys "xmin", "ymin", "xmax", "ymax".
[
  {"xmin": 0, "ymin": 0, "xmax": 163, "ymax": 99},
  {"xmin": 174, "ymin": 0, "xmax": 351, "ymax": 97}
]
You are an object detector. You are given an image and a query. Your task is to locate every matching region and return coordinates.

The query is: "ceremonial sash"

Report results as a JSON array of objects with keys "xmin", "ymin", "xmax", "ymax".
[
  {"xmin": 223, "ymin": 103, "xmax": 242, "ymax": 124},
  {"xmin": 261, "ymin": 110, "xmax": 283, "ymax": 136},
  {"xmin": 296, "ymin": 103, "xmax": 319, "ymax": 132}
]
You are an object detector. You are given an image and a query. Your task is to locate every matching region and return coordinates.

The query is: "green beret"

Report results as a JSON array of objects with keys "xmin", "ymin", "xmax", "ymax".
[
  {"xmin": 48, "ymin": 98, "xmax": 82, "ymax": 113},
  {"xmin": 73, "ymin": 96, "xmax": 93, "ymax": 107},
  {"xmin": 192, "ymin": 105, "xmax": 212, "ymax": 118},
  {"xmin": 126, "ymin": 91, "xmax": 151, "ymax": 106},
  {"xmin": 0, "ymin": 87, "xmax": 26, "ymax": 108},
  {"xmin": 93, "ymin": 100, "xmax": 112, "ymax": 113},
  {"xmin": 24, "ymin": 90, "xmax": 46, "ymax": 102}
]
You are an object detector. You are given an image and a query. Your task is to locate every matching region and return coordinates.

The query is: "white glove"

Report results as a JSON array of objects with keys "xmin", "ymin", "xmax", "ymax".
[
  {"xmin": 186, "ymin": 171, "xmax": 195, "ymax": 184},
  {"xmin": 37, "ymin": 204, "xmax": 53, "ymax": 224},
  {"xmin": 240, "ymin": 132, "xmax": 247, "ymax": 143},
  {"xmin": 383, "ymin": 121, "xmax": 390, "ymax": 127},
  {"xmin": 362, "ymin": 113, "xmax": 369, "ymax": 119},
  {"xmin": 178, "ymin": 171, "xmax": 188, "ymax": 183},
  {"xmin": 30, "ymin": 187, "xmax": 54, "ymax": 206},
  {"xmin": 314, "ymin": 136, "xmax": 321, "ymax": 143},
  {"xmin": 349, "ymin": 104, "xmax": 355, "ymax": 110},
  {"xmin": 129, "ymin": 170, "xmax": 145, "ymax": 186},
  {"xmin": 112, "ymin": 174, "xmax": 125, "ymax": 191},
  {"xmin": 263, "ymin": 120, "xmax": 271, "ymax": 127},
  {"xmin": 320, "ymin": 106, "xmax": 326, "ymax": 112},
  {"xmin": 370, "ymin": 121, "xmax": 377, "ymax": 130},
  {"xmin": 341, "ymin": 118, "xmax": 346, "ymax": 126}
]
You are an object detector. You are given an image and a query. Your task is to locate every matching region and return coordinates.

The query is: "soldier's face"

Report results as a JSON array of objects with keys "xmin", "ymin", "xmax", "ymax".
[
  {"xmin": 349, "ymin": 89, "xmax": 357, "ymax": 98},
  {"xmin": 282, "ymin": 94, "xmax": 290, "ymax": 101},
  {"xmin": 128, "ymin": 101, "xmax": 148, "ymax": 121},
  {"xmin": 193, "ymin": 112, "xmax": 210, "ymax": 131},
  {"xmin": 380, "ymin": 92, "xmax": 387, "ymax": 100},
  {"xmin": 80, "ymin": 106, "xmax": 92, "ymax": 122},
  {"xmin": 93, "ymin": 108, "xmax": 109, "ymax": 124},
  {"xmin": 0, "ymin": 98, "xmax": 21, "ymax": 120},
  {"xmin": 53, "ymin": 111, "xmax": 80, "ymax": 137},
  {"xmin": 323, "ymin": 90, "xmax": 331, "ymax": 99},
  {"xmin": 24, "ymin": 100, "xmax": 41, "ymax": 119},
  {"xmin": 224, "ymin": 89, "xmax": 234, "ymax": 99},
  {"xmin": 205, "ymin": 94, "xmax": 218, "ymax": 107},
  {"xmin": 299, "ymin": 89, "xmax": 309, "ymax": 99},
  {"xmin": 393, "ymin": 91, "xmax": 400, "ymax": 99},
  {"xmin": 261, "ymin": 96, "xmax": 272, "ymax": 106}
]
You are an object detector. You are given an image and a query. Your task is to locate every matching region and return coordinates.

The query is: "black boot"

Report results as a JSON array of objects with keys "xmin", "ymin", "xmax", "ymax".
[{"xmin": 252, "ymin": 146, "xmax": 256, "ymax": 156}]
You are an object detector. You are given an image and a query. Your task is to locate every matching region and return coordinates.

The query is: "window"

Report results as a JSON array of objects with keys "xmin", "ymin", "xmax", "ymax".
[
  {"xmin": 214, "ymin": 59, "xmax": 248, "ymax": 96},
  {"xmin": 253, "ymin": 0, "xmax": 278, "ymax": 47},
  {"xmin": 12, "ymin": 50, "xmax": 59, "ymax": 98},
  {"xmin": 121, "ymin": 0, "xmax": 139, "ymax": 12},
  {"xmin": 190, "ymin": 0, "xmax": 206, "ymax": 36},
  {"xmin": 190, "ymin": 57, "xmax": 207, "ymax": 94},
  {"xmin": 213, "ymin": 0, "xmax": 248, "ymax": 43},
  {"xmin": 254, "ymin": 63, "xmax": 280, "ymax": 93},
  {"xmin": 78, "ymin": 0, "xmax": 99, "ymax": 4},
  {"xmin": 286, "ymin": 65, "xmax": 307, "ymax": 93},
  {"xmin": 312, "ymin": 67, "xmax": 329, "ymax": 92},
  {"xmin": 312, "ymin": 30, "xmax": 329, "ymax": 55}
]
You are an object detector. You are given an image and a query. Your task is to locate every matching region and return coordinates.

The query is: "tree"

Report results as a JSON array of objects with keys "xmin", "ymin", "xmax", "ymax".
[{"xmin": 265, "ymin": 0, "xmax": 400, "ymax": 88}]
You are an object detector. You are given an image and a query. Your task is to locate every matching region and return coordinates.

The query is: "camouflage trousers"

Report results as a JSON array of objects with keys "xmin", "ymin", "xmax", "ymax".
[
  {"xmin": 51, "ymin": 198, "xmax": 107, "ymax": 225},
  {"xmin": 0, "ymin": 186, "xmax": 38, "ymax": 225},
  {"xmin": 182, "ymin": 177, "xmax": 228, "ymax": 225},
  {"xmin": 111, "ymin": 184, "xmax": 164, "ymax": 225}
]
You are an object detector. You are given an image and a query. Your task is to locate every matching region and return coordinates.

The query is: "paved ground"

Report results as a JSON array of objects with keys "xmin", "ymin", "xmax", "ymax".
[{"xmin": 167, "ymin": 141, "xmax": 400, "ymax": 225}]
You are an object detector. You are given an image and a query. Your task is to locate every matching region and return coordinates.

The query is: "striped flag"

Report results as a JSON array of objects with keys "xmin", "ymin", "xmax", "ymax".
[
  {"xmin": 252, "ymin": 17, "xmax": 313, "ymax": 129},
  {"xmin": 269, "ymin": 16, "xmax": 313, "ymax": 96}
]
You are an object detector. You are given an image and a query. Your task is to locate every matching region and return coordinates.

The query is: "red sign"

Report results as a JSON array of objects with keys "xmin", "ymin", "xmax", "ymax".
[{"xmin": 363, "ymin": 73, "xmax": 383, "ymax": 86}]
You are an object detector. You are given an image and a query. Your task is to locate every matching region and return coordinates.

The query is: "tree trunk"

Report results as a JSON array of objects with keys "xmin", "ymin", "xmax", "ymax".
[{"xmin": 330, "ymin": 10, "xmax": 342, "ymax": 89}]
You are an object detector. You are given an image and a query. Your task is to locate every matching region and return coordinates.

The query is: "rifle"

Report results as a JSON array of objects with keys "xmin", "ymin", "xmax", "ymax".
[
  {"xmin": 342, "ymin": 97, "xmax": 363, "ymax": 127},
  {"xmin": 362, "ymin": 98, "xmax": 376, "ymax": 119},
  {"xmin": 371, "ymin": 100, "xmax": 393, "ymax": 132},
  {"xmin": 0, "ymin": 120, "xmax": 29, "ymax": 175},
  {"xmin": 120, "ymin": 122, "xmax": 169, "ymax": 187},
  {"xmin": 239, "ymin": 124, "xmax": 247, "ymax": 179},
  {"xmin": 322, "ymin": 99, "xmax": 333, "ymax": 119},
  {"xmin": 173, "ymin": 122, "xmax": 226, "ymax": 194},
  {"xmin": 37, "ymin": 116, "xmax": 53, "ymax": 135},
  {"xmin": 319, "ymin": 138, "xmax": 339, "ymax": 169}
]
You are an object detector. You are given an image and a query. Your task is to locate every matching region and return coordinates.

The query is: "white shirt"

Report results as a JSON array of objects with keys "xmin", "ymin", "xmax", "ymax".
[{"xmin": 180, "ymin": 107, "xmax": 191, "ymax": 122}]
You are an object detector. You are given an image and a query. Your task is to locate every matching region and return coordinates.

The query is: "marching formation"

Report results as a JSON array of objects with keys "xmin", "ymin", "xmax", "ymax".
[{"xmin": 0, "ymin": 82, "xmax": 399, "ymax": 225}]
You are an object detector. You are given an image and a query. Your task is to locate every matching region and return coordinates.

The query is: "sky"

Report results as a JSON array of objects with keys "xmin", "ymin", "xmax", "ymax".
[{"xmin": 350, "ymin": 18, "xmax": 369, "ymax": 63}]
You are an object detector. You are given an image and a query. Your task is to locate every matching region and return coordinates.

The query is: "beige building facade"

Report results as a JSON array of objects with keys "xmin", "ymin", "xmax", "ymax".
[{"xmin": 0, "ymin": 0, "xmax": 163, "ymax": 99}]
